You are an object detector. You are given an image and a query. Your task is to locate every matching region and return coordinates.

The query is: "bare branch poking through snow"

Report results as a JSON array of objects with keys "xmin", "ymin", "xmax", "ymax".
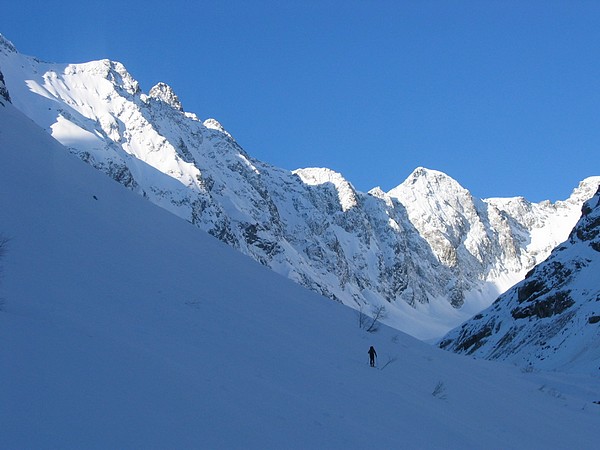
[
  {"xmin": 432, "ymin": 381, "xmax": 447, "ymax": 400},
  {"xmin": 379, "ymin": 354, "xmax": 398, "ymax": 371},
  {"xmin": 358, "ymin": 305, "xmax": 387, "ymax": 333}
]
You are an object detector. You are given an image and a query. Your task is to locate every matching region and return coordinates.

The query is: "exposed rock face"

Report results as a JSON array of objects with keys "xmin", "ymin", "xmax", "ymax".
[
  {"xmin": 0, "ymin": 35, "xmax": 13, "ymax": 103},
  {"xmin": 1, "ymin": 33, "xmax": 598, "ymax": 339},
  {"xmin": 0, "ymin": 70, "xmax": 10, "ymax": 103},
  {"xmin": 439, "ymin": 189, "xmax": 600, "ymax": 372},
  {"xmin": 149, "ymin": 82, "xmax": 183, "ymax": 111}
]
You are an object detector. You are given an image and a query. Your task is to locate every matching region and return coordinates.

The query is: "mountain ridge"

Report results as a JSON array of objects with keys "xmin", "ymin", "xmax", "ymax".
[{"xmin": 1, "ymin": 33, "xmax": 598, "ymax": 339}]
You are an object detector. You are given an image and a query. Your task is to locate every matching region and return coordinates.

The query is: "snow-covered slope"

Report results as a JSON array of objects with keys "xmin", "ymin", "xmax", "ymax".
[
  {"xmin": 439, "ymin": 189, "xmax": 600, "ymax": 373},
  {"xmin": 1, "ymin": 33, "xmax": 598, "ymax": 340},
  {"xmin": 1, "ymin": 78, "xmax": 599, "ymax": 449}
]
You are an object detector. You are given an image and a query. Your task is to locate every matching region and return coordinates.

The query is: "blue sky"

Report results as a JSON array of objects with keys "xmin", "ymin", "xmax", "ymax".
[{"xmin": 3, "ymin": 1, "xmax": 599, "ymax": 201}]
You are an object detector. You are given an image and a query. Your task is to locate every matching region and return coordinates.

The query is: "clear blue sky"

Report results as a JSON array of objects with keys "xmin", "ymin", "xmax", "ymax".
[{"xmin": 3, "ymin": 1, "xmax": 599, "ymax": 202}]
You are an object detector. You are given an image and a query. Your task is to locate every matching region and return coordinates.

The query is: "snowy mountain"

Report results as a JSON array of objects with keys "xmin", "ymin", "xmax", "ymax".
[
  {"xmin": 1, "ymin": 33, "xmax": 598, "ymax": 340},
  {"xmin": 439, "ymin": 188, "xmax": 600, "ymax": 372},
  {"xmin": 1, "ymin": 77, "xmax": 598, "ymax": 449}
]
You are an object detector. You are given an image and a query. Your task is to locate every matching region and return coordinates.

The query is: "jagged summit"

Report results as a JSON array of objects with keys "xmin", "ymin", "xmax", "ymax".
[
  {"xmin": 149, "ymin": 82, "xmax": 183, "ymax": 111},
  {"xmin": 568, "ymin": 176, "xmax": 600, "ymax": 205},
  {"xmin": 398, "ymin": 166, "xmax": 456, "ymax": 185},
  {"xmin": 294, "ymin": 167, "xmax": 358, "ymax": 212},
  {"xmin": 386, "ymin": 167, "xmax": 488, "ymax": 275},
  {"xmin": 569, "ymin": 185, "xmax": 600, "ymax": 246},
  {"xmin": 77, "ymin": 59, "xmax": 141, "ymax": 95},
  {"xmin": 388, "ymin": 166, "xmax": 468, "ymax": 200},
  {"xmin": 0, "ymin": 33, "xmax": 17, "ymax": 53},
  {"xmin": 406, "ymin": 166, "xmax": 450, "ymax": 182},
  {"xmin": 202, "ymin": 118, "xmax": 231, "ymax": 136}
]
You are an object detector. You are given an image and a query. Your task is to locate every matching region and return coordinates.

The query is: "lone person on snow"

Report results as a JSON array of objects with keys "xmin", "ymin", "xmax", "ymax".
[{"xmin": 368, "ymin": 346, "xmax": 377, "ymax": 367}]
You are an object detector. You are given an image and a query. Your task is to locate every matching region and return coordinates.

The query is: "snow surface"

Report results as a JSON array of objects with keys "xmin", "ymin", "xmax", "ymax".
[{"xmin": 1, "ymin": 87, "xmax": 599, "ymax": 449}]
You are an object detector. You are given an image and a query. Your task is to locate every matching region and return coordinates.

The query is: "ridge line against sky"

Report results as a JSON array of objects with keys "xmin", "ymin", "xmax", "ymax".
[{"xmin": 2, "ymin": 0, "xmax": 600, "ymax": 202}]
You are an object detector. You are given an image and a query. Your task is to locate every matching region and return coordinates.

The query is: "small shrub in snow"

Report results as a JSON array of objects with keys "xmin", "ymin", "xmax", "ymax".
[
  {"xmin": 521, "ymin": 363, "xmax": 536, "ymax": 373},
  {"xmin": 432, "ymin": 381, "xmax": 447, "ymax": 400},
  {"xmin": 358, "ymin": 305, "xmax": 387, "ymax": 333}
]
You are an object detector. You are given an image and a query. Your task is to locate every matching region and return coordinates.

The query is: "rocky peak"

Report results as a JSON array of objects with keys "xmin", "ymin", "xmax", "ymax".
[
  {"xmin": 203, "ymin": 118, "xmax": 224, "ymax": 131},
  {"xmin": 0, "ymin": 33, "xmax": 17, "ymax": 54},
  {"xmin": 149, "ymin": 82, "xmax": 183, "ymax": 111},
  {"xmin": 565, "ymin": 177, "xmax": 600, "ymax": 206},
  {"xmin": 367, "ymin": 186, "xmax": 386, "ymax": 199},
  {"xmin": 203, "ymin": 118, "xmax": 232, "ymax": 137},
  {"xmin": 386, "ymin": 167, "xmax": 487, "ymax": 269},
  {"xmin": 108, "ymin": 61, "xmax": 140, "ymax": 96},
  {"xmin": 294, "ymin": 167, "xmax": 358, "ymax": 212},
  {"xmin": 389, "ymin": 167, "xmax": 465, "ymax": 199},
  {"xmin": 66, "ymin": 59, "xmax": 141, "ymax": 96},
  {"xmin": 569, "ymin": 187, "xmax": 600, "ymax": 248}
]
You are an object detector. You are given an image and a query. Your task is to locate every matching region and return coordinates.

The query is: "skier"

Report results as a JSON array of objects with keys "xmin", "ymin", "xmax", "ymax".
[{"xmin": 368, "ymin": 346, "xmax": 377, "ymax": 367}]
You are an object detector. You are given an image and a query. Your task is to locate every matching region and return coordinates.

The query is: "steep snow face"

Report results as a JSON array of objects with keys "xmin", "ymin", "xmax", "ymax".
[
  {"xmin": 439, "ymin": 189, "xmax": 600, "ymax": 373},
  {"xmin": 1, "ymin": 34, "xmax": 597, "ymax": 340}
]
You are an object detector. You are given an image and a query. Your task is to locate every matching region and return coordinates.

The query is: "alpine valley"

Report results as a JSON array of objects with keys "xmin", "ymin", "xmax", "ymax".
[
  {"xmin": 2, "ymin": 32, "xmax": 600, "ymax": 448},
  {"xmin": 1, "ymin": 33, "xmax": 598, "ymax": 340}
]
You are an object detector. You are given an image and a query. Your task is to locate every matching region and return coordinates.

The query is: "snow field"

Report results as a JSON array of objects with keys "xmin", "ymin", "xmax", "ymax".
[{"xmin": 1, "ymin": 96, "xmax": 598, "ymax": 449}]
